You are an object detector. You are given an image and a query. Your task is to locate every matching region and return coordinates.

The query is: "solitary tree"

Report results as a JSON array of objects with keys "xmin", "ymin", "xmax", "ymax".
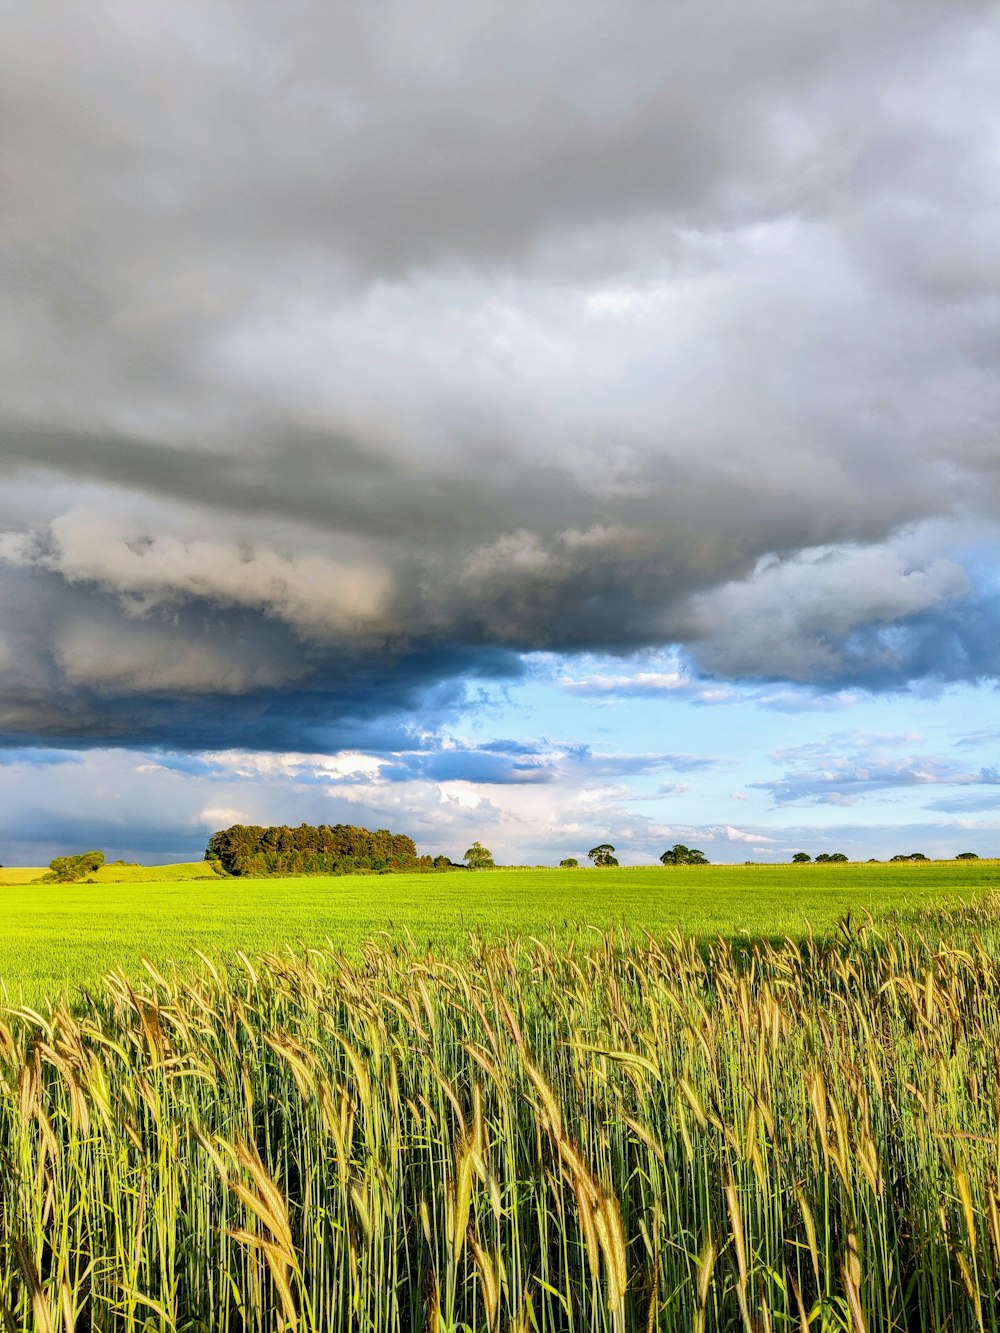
[
  {"xmin": 41, "ymin": 850, "xmax": 105, "ymax": 883},
  {"xmin": 559, "ymin": 857, "xmax": 579, "ymax": 868},
  {"xmin": 660, "ymin": 844, "xmax": 708, "ymax": 865},
  {"xmin": 463, "ymin": 841, "xmax": 495, "ymax": 870},
  {"xmin": 956, "ymin": 852, "xmax": 979, "ymax": 860},
  {"xmin": 791, "ymin": 852, "xmax": 812, "ymax": 863},
  {"xmin": 588, "ymin": 844, "xmax": 619, "ymax": 867}
]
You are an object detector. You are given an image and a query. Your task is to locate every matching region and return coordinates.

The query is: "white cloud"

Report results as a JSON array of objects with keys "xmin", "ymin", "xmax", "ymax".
[
  {"xmin": 564, "ymin": 669, "xmax": 689, "ymax": 694},
  {"xmin": 199, "ymin": 750, "xmax": 388, "ymax": 781},
  {"xmin": 195, "ymin": 806, "xmax": 249, "ymax": 829},
  {"xmin": 709, "ymin": 825, "xmax": 779, "ymax": 845}
]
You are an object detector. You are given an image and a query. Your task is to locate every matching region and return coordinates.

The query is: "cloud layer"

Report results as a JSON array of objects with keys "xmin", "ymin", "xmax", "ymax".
[
  {"xmin": 755, "ymin": 731, "xmax": 1000, "ymax": 808},
  {"xmin": 1, "ymin": 0, "xmax": 999, "ymax": 750},
  {"xmin": 2, "ymin": 733, "xmax": 994, "ymax": 868}
]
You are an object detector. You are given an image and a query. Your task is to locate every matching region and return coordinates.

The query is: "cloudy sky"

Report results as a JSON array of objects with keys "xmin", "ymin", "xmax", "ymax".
[{"xmin": 1, "ymin": 0, "xmax": 998, "ymax": 866}]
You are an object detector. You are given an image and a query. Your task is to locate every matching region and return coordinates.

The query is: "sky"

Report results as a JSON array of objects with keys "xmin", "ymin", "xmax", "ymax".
[{"xmin": 1, "ymin": 0, "xmax": 998, "ymax": 866}]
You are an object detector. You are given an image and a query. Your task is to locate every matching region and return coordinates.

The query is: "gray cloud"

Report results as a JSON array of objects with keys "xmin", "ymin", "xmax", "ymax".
[
  {"xmin": 3, "ymin": 2, "xmax": 958, "ymax": 284},
  {"xmin": 1, "ymin": 1, "xmax": 998, "ymax": 746},
  {"xmin": 680, "ymin": 540, "xmax": 997, "ymax": 685},
  {"xmin": 754, "ymin": 742, "xmax": 1000, "ymax": 808}
]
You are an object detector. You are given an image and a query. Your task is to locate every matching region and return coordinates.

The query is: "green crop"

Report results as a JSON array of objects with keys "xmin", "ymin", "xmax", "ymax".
[
  {"xmin": 4, "ymin": 894, "xmax": 1000, "ymax": 1328},
  {"xmin": 2, "ymin": 860, "xmax": 996, "ymax": 1007}
]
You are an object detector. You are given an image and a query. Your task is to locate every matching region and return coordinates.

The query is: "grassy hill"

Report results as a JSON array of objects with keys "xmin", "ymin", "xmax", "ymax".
[
  {"xmin": 85, "ymin": 860, "xmax": 222, "ymax": 883},
  {"xmin": 1, "ymin": 858, "xmax": 996, "ymax": 1006},
  {"xmin": 0, "ymin": 866, "xmax": 46, "ymax": 884},
  {"xmin": 0, "ymin": 860, "xmax": 221, "ymax": 885}
]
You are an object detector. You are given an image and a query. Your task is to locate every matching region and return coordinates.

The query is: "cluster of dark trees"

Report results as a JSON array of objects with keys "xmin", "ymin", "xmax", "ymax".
[
  {"xmin": 205, "ymin": 823, "xmax": 455, "ymax": 877},
  {"xmin": 793, "ymin": 851, "xmax": 980, "ymax": 863},
  {"xmin": 659, "ymin": 844, "xmax": 708, "ymax": 865},
  {"xmin": 40, "ymin": 850, "xmax": 105, "ymax": 883}
]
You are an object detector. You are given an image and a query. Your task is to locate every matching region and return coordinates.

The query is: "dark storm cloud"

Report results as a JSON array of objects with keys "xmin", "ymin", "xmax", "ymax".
[
  {"xmin": 1, "ymin": 0, "xmax": 999, "ymax": 747},
  {"xmin": 0, "ymin": 566, "xmax": 523, "ymax": 750}
]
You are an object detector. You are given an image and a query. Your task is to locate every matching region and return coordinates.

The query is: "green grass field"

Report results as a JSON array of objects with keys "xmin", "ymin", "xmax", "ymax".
[{"xmin": 2, "ymin": 858, "xmax": 996, "ymax": 1006}]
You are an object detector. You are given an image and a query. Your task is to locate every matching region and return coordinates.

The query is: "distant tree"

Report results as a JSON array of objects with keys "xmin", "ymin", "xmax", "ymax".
[
  {"xmin": 890, "ymin": 852, "xmax": 928, "ymax": 862},
  {"xmin": 660, "ymin": 844, "xmax": 708, "ymax": 865},
  {"xmin": 41, "ymin": 850, "xmax": 105, "ymax": 883},
  {"xmin": 828, "ymin": 853, "xmax": 848, "ymax": 862},
  {"xmin": 463, "ymin": 841, "xmax": 495, "ymax": 870},
  {"xmin": 909, "ymin": 852, "xmax": 928, "ymax": 861},
  {"xmin": 559, "ymin": 857, "xmax": 579, "ymax": 868},
  {"xmin": 791, "ymin": 852, "xmax": 812, "ymax": 863},
  {"xmin": 956, "ymin": 851, "xmax": 979, "ymax": 860},
  {"xmin": 588, "ymin": 844, "xmax": 619, "ymax": 867},
  {"xmin": 889, "ymin": 854, "xmax": 909, "ymax": 862}
]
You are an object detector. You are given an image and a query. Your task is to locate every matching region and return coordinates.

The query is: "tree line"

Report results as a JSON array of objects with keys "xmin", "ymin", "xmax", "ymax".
[
  {"xmin": 792, "ymin": 851, "xmax": 980, "ymax": 863},
  {"xmin": 25, "ymin": 834, "xmax": 988, "ymax": 884},
  {"xmin": 205, "ymin": 823, "xmax": 447, "ymax": 877}
]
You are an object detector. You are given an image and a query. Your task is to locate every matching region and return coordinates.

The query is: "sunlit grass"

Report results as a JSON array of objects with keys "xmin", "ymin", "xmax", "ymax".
[
  {"xmin": 86, "ymin": 860, "xmax": 223, "ymax": 884},
  {"xmin": 1, "ymin": 860, "xmax": 996, "ymax": 1006},
  {"xmin": 0, "ymin": 866, "xmax": 46, "ymax": 884}
]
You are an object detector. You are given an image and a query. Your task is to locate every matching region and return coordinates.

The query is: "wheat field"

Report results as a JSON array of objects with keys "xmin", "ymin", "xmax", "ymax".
[{"xmin": 4, "ymin": 896, "xmax": 1000, "ymax": 1329}]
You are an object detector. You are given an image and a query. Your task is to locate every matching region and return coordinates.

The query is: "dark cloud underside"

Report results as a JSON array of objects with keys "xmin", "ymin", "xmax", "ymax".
[{"xmin": 1, "ymin": 0, "xmax": 998, "ymax": 748}]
